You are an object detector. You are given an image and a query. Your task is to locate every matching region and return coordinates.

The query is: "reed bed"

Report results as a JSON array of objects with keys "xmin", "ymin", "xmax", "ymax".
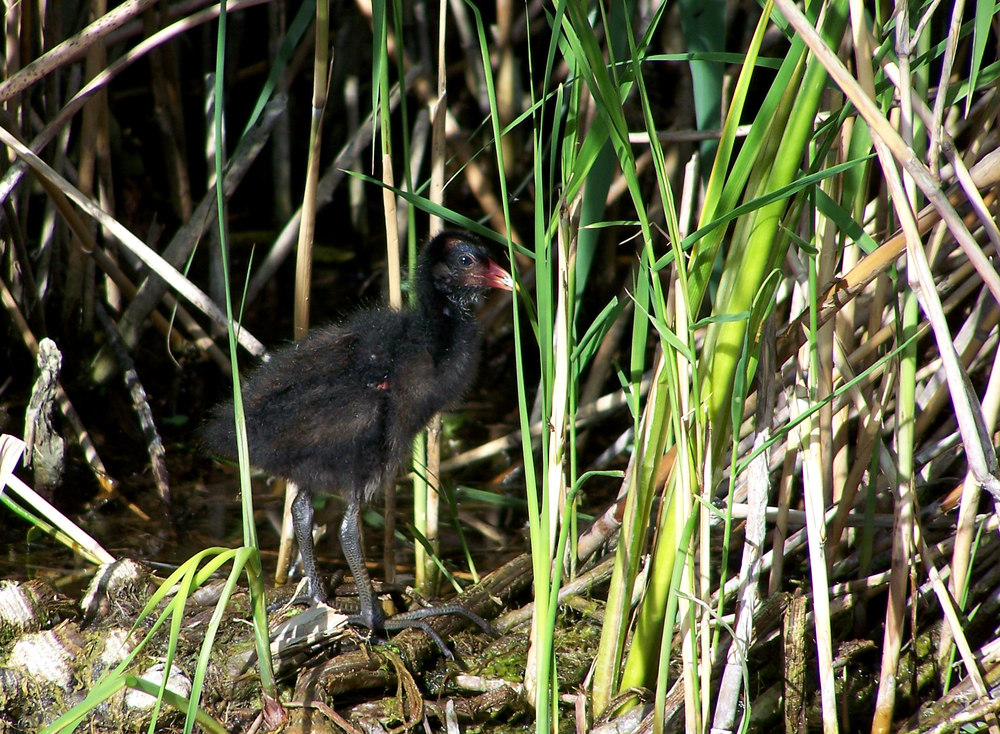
[{"xmin": 2, "ymin": 0, "xmax": 999, "ymax": 732}]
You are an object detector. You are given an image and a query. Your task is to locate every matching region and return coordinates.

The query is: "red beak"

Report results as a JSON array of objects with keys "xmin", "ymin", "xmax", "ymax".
[{"xmin": 480, "ymin": 259, "xmax": 514, "ymax": 291}]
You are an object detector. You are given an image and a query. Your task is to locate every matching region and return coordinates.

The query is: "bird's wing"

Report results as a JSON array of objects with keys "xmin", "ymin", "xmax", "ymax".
[{"xmin": 340, "ymin": 309, "xmax": 409, "ymax": 389}]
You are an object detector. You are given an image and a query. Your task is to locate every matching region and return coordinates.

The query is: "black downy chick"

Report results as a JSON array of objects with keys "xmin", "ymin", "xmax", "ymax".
[{"xmin": 201, "ymin": 231, "xmax": 513, "ymax": 651}]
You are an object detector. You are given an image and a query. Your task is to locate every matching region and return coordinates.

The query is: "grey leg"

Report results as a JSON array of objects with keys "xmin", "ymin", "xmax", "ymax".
[
  {"xmin": 339, "ymin": 497, "xmax": 386, "ymax": 631},
  {"xmin": 336, "ymin": 488, "xmax": 494, "ymax": 661},
  {"xmin": 290, "ymin": 485, "xmax": 327, "ymax": 603}
]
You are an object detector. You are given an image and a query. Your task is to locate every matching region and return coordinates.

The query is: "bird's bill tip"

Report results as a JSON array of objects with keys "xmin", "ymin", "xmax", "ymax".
[{"xmin": 483, "ymin": 260, "xmax": 515, "ymax": 291}]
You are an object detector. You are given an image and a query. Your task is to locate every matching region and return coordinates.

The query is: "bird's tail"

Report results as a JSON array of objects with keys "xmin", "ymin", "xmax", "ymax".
[{"xmin": 198, "ymin": 402, "xmax": 239, "ymax": 460}]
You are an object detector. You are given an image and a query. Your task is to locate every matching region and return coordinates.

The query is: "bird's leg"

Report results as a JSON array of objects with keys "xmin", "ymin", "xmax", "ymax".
[
  {"xmin": 290, "ymin": 485, "xmax": 327, "ymax": 604},
  {"xmin": 339, "ymin": 495, "xmax": 387, "ymax": 631},
  {"xmin": 340, "ymin": 491, "xmax": 493, "ymax": 662}
]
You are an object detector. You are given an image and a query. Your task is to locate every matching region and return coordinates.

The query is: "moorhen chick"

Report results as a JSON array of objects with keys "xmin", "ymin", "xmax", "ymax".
[{"xmin": 202, "ymin": 230, "xmax": 513, "ymax": 650}]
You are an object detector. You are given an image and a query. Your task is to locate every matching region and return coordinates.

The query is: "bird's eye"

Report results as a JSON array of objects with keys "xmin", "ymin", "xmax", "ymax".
[{"xmin": 457, "ymin": 253, "xmax": 474, "ymax": 267}]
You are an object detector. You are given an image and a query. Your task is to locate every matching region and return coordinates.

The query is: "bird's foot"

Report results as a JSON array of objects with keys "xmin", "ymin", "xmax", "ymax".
[
  {"xmin": 389, "ymin": 603, "xmax": 495, "ymax": 635},
  {"xmin": 341, "ymin": 601, "xmax": 495, "ymax": 662},
  {"xmin": 281, "ymin": 576, "xmax": 330, "ymax": 609},
  {"xmin": 381, "ymin": 604, "xmax": 496, "ymax": 662}
]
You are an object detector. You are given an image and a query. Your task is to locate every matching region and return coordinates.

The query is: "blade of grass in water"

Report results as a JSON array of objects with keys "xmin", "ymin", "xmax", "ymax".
[{"xmin": 211, "ymin": 4, "xmax": 281, "ymax": 727}]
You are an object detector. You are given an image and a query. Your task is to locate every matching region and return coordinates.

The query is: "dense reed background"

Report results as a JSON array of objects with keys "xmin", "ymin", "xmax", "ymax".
[{"xmin": 2, "ymin": 0, "xmax": 1000, "ymax": 732}]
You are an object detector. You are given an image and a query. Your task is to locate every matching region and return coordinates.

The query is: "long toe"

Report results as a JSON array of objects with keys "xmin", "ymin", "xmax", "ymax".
[
  {"xmin": 378, "ymin": 603, "xmax": 497, "ymax": 661},
  {"xmin": 382, "ymin": 615, "xmax": 456, "ymax": 661},
  {"xmin": 388, "ymin": 604, "xmax": 496, "ymax": 636}
]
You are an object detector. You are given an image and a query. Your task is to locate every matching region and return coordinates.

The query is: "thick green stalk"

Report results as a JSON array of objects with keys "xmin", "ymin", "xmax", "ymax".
[
  {"xmin": 700, "ymin": 0, "xmax": 849, "ymax": 465},
  {"xmin": 617, "ymin": 2, "xmax": 690, "ymax": 697},
  {"xmin": 591, "ymin": 340, "xmax": 669, "ymax": 714}
]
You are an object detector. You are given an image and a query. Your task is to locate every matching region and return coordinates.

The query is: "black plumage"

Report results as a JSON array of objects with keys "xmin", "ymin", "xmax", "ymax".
[{"xmin": 202, "ymin": 231, "xmax": 512, "ymax": 641}]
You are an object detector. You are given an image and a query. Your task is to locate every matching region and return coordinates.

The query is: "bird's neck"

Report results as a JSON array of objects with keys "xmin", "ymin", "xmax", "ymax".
[{"xmin": 413, "ymin": 282, "xmax": 479, "ymax": 362}]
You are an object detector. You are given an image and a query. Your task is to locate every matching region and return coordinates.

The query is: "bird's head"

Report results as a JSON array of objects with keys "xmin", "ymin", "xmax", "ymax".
[{"xmin": 421, "ymin": 231, "xmax": 513, "ymax": 310}]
